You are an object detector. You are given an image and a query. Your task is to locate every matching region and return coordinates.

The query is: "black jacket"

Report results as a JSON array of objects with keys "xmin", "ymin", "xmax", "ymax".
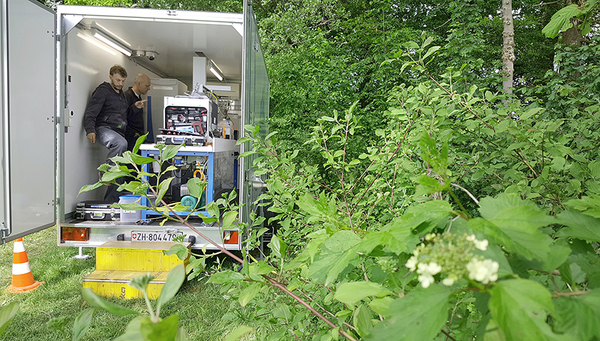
[
  {"xmin": 124, "ymin": 87, "xmax": 145, "ymax": 145},
  {"xmin": 83, "ymin": 82, "xmax": 128, "ymax": 136}
]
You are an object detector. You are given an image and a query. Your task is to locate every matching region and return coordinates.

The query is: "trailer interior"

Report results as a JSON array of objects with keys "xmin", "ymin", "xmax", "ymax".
[{"xmin": 1, "ymin": 0, "xmax": 268, "ymax": 246}]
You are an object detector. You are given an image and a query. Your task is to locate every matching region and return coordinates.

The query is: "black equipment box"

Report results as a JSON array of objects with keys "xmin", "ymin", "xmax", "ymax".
[{"xmin": 76, "ymin": 201, "xmax": 119, "ymax": 221}]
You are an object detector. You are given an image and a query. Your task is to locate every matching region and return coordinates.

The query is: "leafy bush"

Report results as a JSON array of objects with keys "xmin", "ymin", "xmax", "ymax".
[{"xmin": 203, "ymin": 38, "xmax": 600, "ymax": 340}]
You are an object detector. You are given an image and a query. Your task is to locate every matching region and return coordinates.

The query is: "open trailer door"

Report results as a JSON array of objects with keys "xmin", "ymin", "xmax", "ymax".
[
  {"xmin": 0, "ymin": 0, "xmax": 56, "ymax": 242},
  {"xmin": 240, "ymin": 0, "xmax": 269, "ymax": 226}
]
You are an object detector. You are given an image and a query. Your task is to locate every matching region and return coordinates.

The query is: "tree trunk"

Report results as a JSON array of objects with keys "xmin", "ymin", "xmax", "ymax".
[
  {"xmin": 501, "ymin": 0, "xmax": 515, "ymax": 95},
  {"xmin": 562, "ymin": 0, "xmax": 586, "ymax": 45}
]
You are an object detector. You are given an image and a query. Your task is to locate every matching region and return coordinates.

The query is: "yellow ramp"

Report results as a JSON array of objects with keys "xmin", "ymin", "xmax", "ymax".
[{"xmin": 83, "ymin": 241, "xmax": 186, "ymax": 300}]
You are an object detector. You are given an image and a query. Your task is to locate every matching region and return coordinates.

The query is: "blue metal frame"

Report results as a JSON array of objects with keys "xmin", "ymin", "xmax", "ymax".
[{"xmin": 140, "ymin": 148, "xmax": 214, "ymax": 219}]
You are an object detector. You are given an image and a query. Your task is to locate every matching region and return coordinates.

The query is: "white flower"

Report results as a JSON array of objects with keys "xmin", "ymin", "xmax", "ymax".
[
  {"xmin": 473, "ymin": 239, "xmax": 488, "ymax": 251},
  {"xmin": 405, "ymin": 256, "xmax": 418, "ymax": 272},
  {"xmin": 467, "ymin": 258, "xmax": 499, "ymax": 284},
  {"xmin": 415, "ymin": 262, "xmax": 442, "ymax": 288},
  {"xmin": 442, "ymin": 277, "xmax": 455, "ymax": 286},
  {"xmin": 417, "ymin": 262, "xmax": 442, "ymax": 276},
  {"xmin": 419, "ymin": 274, "xmax": 435, "ymax": 288},
  {"xmin": 466, "ymin": 234, "xmax": 476, "ymax": 242}
]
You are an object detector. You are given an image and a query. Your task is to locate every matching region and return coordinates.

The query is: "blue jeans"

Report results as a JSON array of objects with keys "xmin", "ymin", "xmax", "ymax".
[{"xmin": 96, "ymin": 126, "xmax": 128, "ymax": 202}]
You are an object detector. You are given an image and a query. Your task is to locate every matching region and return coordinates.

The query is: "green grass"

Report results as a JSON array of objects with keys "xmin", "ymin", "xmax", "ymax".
[{"xmin": 0, "ymin": 227, "xmax": 251, "ymax": 340}]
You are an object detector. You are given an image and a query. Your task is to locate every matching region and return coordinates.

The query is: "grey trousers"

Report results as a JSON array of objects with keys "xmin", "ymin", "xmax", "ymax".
[{"xmin": 96, "ymin": 126, "xmax": 128, "ymax": 202}]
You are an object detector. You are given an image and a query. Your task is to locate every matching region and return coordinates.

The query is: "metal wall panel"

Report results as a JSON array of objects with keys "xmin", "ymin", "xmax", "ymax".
[
  {"xmin": 60, "ymin": 26, "xmax": 160, "ymax": 214},
  {"xmin": 240, "ymin": 0, "xmax": 270, "ymax": 225},
  {"xmin": 0, "ymin": 1, "xmax": 7, "ymax": 236},
  {"xmin": 5, "ymin": 0, "xmax": 56, "ymax": 239}
]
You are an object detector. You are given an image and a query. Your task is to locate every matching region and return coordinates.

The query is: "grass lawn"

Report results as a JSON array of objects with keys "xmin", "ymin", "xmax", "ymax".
[{"xmin": 0, "ymin": 226, "xmax": 251, "ymax": 340}]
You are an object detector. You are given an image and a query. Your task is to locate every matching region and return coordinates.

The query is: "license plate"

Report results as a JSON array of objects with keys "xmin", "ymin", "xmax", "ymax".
[{"xmin": 131, "ymin": 231, "xmax": 183, "ymax": 242}]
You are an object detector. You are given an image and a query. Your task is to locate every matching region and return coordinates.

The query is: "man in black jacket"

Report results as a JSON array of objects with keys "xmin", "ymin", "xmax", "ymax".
[
  {"xmin": 84, "ymin": 65, "xmax": 144, "ymax": 202},
  {"xmin": 124, "ymin": 73, "xmax": 151, "ymax": 150}
]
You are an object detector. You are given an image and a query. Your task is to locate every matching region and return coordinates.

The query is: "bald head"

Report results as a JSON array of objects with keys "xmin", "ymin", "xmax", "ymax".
[{"xmin": 133, "ymin": 74, "xmax": 151, "ymax": 95}]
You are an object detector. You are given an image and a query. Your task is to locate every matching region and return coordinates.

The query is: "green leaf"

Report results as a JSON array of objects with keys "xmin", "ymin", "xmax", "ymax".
[
  {"xmin": 239, "ymin": 283, "xmax": 262, "ymax": 307},
  {"xmin": 113, "ymin": 316, "xmax": 147, "ymax": 341},
  {"xmin": 557, "ymin": 210, "xmax": 600, "ymax": 242},
  {"xmin": 422, "ymin": 36, "xmax": 434, "ymax": 48},
  {"xmin": 140, "ymin": 314, "xmax": 179, "ymax": 341},
  {"xmin": 542, "ymin": 5, "xmax": 582, "ymax": 38},
  {"xmin": 489, "ymin": 279, "xmax": 571, "ymax": 341},
  {"xmin": 422, "ymin": 46, "xmax": 440, "ymax": 60},
  {"xmin": 385, "ymin": 200, "xmax": 454, "ymax": 236},
  {"xmin": 353, "ymin": 304, "xmax": 373, "ymax": 338},
  {"xmin": 403, "ymin": 41, "xmax": 419, "ymax": 49},
  {"xmin": 368, "ymin": 297, "xmax": 394, "ymax": 316},
  {"xmin": 161, "ymin": 145, "xmax": 181, "ymax": 163},
  {"xmin": 569, "ymin": 251, "xmax": 600, "ymax": 288},
  {"xmin": 239, "ymin": 151, "xmax": 257, "ymax": 158},
  {"xmin": 186, "ymin": 178, "xmax": 207, "ymax": 199},
  {"xmin": 114, "ymin": 202, "xmax": 147, "ymax": 211},
  {"xmin": 469, "ymin": 218, "xmax": 552, "ymax": 262},
  {"xmin": 474, "ymin": 194, "xmax": 554, "ymax": 261},
  {"xmin": 308, "ymin": 231, "xmax": 362, "ymax": 285},
  {"xmin": 101, "ymin": 170, "xmax": 131, "ymax": 182},
  {"xmin": 268, "ymin": 234, "xmax": 287, "ymax": 259},
  {"xmin": 118, "ymin": 181, "xmax": 149, "ymax": 195},
  {"xmin": 222, "ymin": 211, "xmax": 238, "ymax": 230},
  {"xmin": 156, "ymin": 178, "xmax": 174, "ymax": 204},
  {"xmin": 81, "ymin": 288, "xmax": 138, "ymax": 315},
  {"xmin": 334, "ymin": 281, "xmax": 392, "ymax": 305},
  {"xmin": 72, "ymin": 308, "xmax": 95, "ymax": 341},
  {"xmin": 520, "ymin": 108, "xmax": 544, "ymax": 121},
  {"xmin": 164, "ymin": 244, "xmax": 189, "ymax": 261},
  {"xmin": 483, "ymin": 319, "xmax": 506, "ymax": 341},
  {"xmin": 236, "ymin": 136, "xmax": 252, "ymax": 144},
  {"xmin": 130, "ymin": 154, "xmax": 156, "ymax": 165},
  {"xmin": 156, "ymin": 265, "xmax": 186, "ymax": 314},
  {"xmin": 224, "ymin": 325, "xmax": 254, "ymax": 341},
  {"xmin": 365, "ymin": 285, "xmax": 452, "ymax": 341},
  {"xmin": 207, "ymin": 270, "xmax": 244, "ymax": 284},
  {"xmin": 78, "ymin": 182, "xmax": 104, "ymax": 195},
  {"xmin": 554, "ymin": 290, "xmax": 600, "ymax": 340},
  {"xmin": 563, "ymin": 195, "xmax": 600, "ymax": 218},
  {"xmin": 129, "ymin": 273, "xmax": 155, "ymax": 293},
  {"xmin": 132, "ymin": 133, "xmax": 147, "ymax": 154},
  {"xmin": 0, "ymin": 302, "xmax": 19, "ymax": 336}
]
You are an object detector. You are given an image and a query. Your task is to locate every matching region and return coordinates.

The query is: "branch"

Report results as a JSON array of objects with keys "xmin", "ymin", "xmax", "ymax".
[
  {"xmin": 551, "ymin": 291, "xmax": 589, "ymax": 298},
  {"xmin": 424, "ymin": 72, "xmax": 496, "ymax": 132},
  {"xmin": 451, "ymin": 183, "xmax": 480, "ymax": 206},
  {"xmin": 263, "ymin": 276, "xmax": 358, "ymax": 341}
]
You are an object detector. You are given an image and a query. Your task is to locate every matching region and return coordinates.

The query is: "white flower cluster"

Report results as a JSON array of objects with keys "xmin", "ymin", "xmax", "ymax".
[
  {"xmin": 404, "ymin": 232, "xmax": 499, "ymax": 288},
  {"xmin": 466, "ymin": 258, "xmax": 499, "ymax": 284},
  {"xmin": 466, "ymin": 234, "xmax": 488, "ymax": 251},
  {"xmin": 416, "ymin": 262, "xmax": 441, "ymax": 288}
]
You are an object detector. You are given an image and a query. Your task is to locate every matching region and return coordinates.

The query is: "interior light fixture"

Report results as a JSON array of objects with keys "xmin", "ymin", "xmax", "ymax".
[
  {"xmin": 76, "ymin": 32, "xmax": 117, "ymax": 56},
  {"xmin": 208, "ymin": 60, "xmax": 224, "ymax": 82},
  {"xmin": 91, "ymin": 28, "xmax": 132, "ymax": 57}
]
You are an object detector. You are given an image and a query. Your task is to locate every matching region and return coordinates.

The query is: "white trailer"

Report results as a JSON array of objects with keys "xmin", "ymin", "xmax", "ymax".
[{"xmin": 0, "ymin": 0, "xmax": 269, "ymax": 250}]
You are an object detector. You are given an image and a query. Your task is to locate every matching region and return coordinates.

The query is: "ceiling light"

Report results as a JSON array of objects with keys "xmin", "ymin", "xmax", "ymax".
[
  {"xmin": 92, "ymin": 28, "xmax": 132, "ymax": 56},
  {"xmin": 208, "ymin": 60, "xmax": 224, "ymax": 82}
]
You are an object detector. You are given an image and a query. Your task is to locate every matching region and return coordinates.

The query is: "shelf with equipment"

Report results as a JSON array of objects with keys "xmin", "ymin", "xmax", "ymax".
[{"xmin": 138, "ymin": 140, "xmax": 237, "ymax": 220}]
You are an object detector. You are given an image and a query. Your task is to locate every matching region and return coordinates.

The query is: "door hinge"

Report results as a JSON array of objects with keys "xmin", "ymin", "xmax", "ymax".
[{"xmin": 0, "ymin": 222, "xmax": 8, "ymax": 246}]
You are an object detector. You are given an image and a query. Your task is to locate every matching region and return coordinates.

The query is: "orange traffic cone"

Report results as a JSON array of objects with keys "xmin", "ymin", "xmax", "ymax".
[{"xmin": 6, "ymin": 238, "xmax": 41, "ymax": 293}]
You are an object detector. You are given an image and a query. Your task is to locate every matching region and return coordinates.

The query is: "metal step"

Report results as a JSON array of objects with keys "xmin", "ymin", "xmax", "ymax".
[{"xmin": 83, "ymin": 241, "xmax": 187, "ymax": 299}]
